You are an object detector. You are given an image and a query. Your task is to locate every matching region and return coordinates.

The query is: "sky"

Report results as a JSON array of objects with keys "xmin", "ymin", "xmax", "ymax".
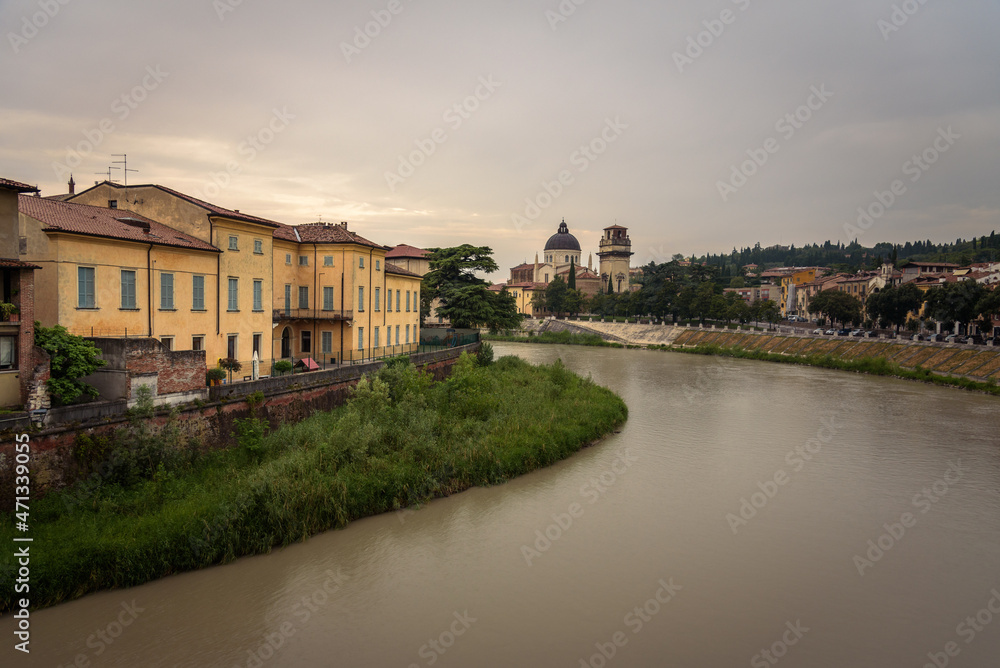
[{"xmin": 2, "ymin": 0, "xmax": 998, "ymax": 278}]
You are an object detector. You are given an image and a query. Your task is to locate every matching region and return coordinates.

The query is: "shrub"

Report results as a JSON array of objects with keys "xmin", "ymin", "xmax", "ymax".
[
  {"xmin": 476, "ymin": 342, "xmax": 495, "ymax": 367},
  {"xmin": 273, "ymin": 360, "xmax": 293, "ymax": 376},
  {"xmin": 34, "ymin": 323, "xmax": 106, "ymax": 405}
]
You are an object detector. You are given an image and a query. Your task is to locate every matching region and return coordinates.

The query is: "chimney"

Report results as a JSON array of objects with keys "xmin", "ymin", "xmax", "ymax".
[{"xmin": 68, "ymin": 174, "xmax": 75, "ymax": 195}]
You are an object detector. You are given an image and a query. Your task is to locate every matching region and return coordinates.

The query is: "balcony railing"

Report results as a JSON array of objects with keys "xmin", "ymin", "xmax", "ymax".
[{"xmin": 273, "ymin": 308, "xmax": 353, "ymax": 322}]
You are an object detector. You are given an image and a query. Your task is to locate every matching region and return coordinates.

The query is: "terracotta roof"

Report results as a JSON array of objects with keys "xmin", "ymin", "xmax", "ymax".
[
  {"xmin": 0, "ymin": 258, "xmax": 41, "ymax": 269},
  {"xmin": 386, "ymin": 244, "xmax": 428, "ymax": 259},
  {"xmin": 272, "ymin": 222, "xmax": 383, "ymax": 248},
  {"xmin": 604, "ymin": 224, "xmax": 628, "ymax": 230},
  {"xmin": 385, "ymin": 262, "xmax": 421, "ymax": 278},
  {"xmin": 505, "ymin": 281, "xmax": 546, "ymax": 289},
  {"xmin": 0, "ymin": 178, "xmax": 38, "ymax": 193},
  {"xmin": 18, "ymin": 195, "xmax": 219, "ymax": 253}
]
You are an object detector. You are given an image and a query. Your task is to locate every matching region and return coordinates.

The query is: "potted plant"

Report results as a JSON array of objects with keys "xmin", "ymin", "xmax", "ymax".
[
  {"xmin": 206, "ymin": 367, "xmax": 226, "ymax": 386},
  {"xmin": 0, "ymin": 302, "xmax": 18, "ymax": 322}
]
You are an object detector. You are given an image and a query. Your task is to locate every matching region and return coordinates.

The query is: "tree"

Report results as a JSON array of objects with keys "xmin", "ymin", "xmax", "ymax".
[
  {"xmin": 809, "ymin": 290, "xmax": 862, "ymax": 327},
  {"xmin": 34, "ymin": 323, "xmax": 106, "ymax": 405},
  {"xmin": 751, "ymin": 299, "xmax": 781, "ymax": 329},
  {"xmin": 866, "ymin": 283, "xmax": 923, "ymax": 331},
  {"xmin": 543, "ymin": 275, "xmax": 570, "ymax": 316},
  {"xmin": 567, "ymin": 257, "xmax": 576, "ymax": 290},
  {"xmin": 924, "ymin": 280, "xmax": 988, "ymax": 334},
  {"xmin": 730, "ymin": 276, "xmax": 746, "ymax": 288},
  {"xmin": 422, "ymin": 245, "xmax": 523, "ymax": 330}
]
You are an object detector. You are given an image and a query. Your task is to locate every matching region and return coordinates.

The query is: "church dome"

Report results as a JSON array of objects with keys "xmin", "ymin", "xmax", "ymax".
[{"xmin": 544, "ymin": 220, "xmax": 581, "ymax": 252}]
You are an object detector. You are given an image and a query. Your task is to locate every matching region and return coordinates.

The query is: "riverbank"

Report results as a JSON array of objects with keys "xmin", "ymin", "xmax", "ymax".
[
  {"xmin": 484, "ymin": 330, "xmax": 624, "ymax": 347},
  {"xmin": 0, "ymin": 353, "xmax": 628, "ymax": 611},
  {"xmin": 667, "ymin": 329, "xmax": 1000, "ymax": 394}
]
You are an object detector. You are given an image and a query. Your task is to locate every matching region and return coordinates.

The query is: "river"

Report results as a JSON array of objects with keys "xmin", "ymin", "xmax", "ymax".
[{"xmin": 6, "ymin": 343, "xmax": 1000, "ymax": 667}]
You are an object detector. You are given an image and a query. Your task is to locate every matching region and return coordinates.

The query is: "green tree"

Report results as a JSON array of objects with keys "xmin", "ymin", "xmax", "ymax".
[
  {"xmin": 730, "ymin": 276, "xmax": 746, "ymax": 288},
  {"xmin": 543, "ymin": 275, "xmax": 570, "ymax": 316},
  {"xmin": 924, "ymin": 280, "xmax": 988, "ymax": 334},
  {"xmin": 567, "ymin": 257, "xmax": 576, "ymax": 290},
  {"xmin": 421, "ymin": 245, "xmax": 523, "ymax": 330},
  {"xmin": 809, "ymin": 290, "xmax": 862, "ymax": 327},
  {"xmin": 34, "ymin": 323, "xmax": 106, "ymax": 405}
]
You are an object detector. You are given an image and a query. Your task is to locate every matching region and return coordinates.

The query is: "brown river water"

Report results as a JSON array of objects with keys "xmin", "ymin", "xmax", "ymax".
[{"xmin": 4, "ymin": 343, "xmax": 1000, "ymax": 667}]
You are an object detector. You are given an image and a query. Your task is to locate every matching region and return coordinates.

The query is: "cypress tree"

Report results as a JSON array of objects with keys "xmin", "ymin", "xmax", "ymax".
[{"xmin": 568, "ymin": 257, "xmax": 576, "ymax": 290}]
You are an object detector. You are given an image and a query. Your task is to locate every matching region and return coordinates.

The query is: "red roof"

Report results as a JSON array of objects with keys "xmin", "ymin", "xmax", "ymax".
[
  {"xmin": 385, "ymin": 262, "xmax": 421, "ymax": 278},
  {"xmin": 272, "ymin": 221, "xmax": 383, "ymax": 248},
  {"xmin": 604, "ymin": 224, "xmax": 628, "ymax": 230},
  {"xmin": 18, "ymin": 195, "xmax": 219, "ymax": 253},
  {"xmin": 0, "ymin": 178, "xmax": 38, "ymax": 193},
  {"xmin": 386, "ymin": 244, "xmax": 428, "ymax": 259},
  {"xmin": 0, "ymin": 258, "xmax": 41, "ymax": 269}
]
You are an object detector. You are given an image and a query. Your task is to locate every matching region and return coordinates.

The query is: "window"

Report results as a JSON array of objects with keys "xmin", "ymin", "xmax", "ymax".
[
  {"xmin": 284, "ymin": 284, "xmax": 291, "ymax": 315},
  {"xmin": 160, "ymin": 272, "xmax": 174, "ymax": 309},
  {"xmin": 299, "ymin": 255, "xmax": 309, "ymax": 266},
  {"xmin": 253, "ymin": 333, "xmax": 261, "ymax": 356},
  {"xmin": 396, "ymin": 325, "xmax": 400, "ymax": 345},
  {"xmin": 253, "ymin": 280, "xmax": 263, "ymax": 311},
  {"xmin": 120, "ymin": 270, "xmax": 136, "ymax": 309},
  {"xmin": 324, "ymin": 256, "xmax": 333, "ymax": 267},
  {"xmin": 160, "ymin": 337, "xmax": 173, "ymax": 351},
  {"xmin": 406, "ymin": 291, "xmax": 410, "ymax": 312},
  {"xmin": 359, "ymin": 256, "xmax": 364, "ymax": 268},
  {"xmin": 358, "ymin": 286, "xmax": 364, "ymax": 311},
  {"xmin": 396, "ymin": 290, "xmax": 401, "ymax": 313},
  {"xmin": 301, "ymin": 331, "xmax": 311, "ymax": 353},
  {"xmin": 108, "ymin": 199, "xmax": 117, "ymax": 209},
  {"xmin": 321, "ymin": 331, "xmax": 332, "ymax": 354},
  {"xmin": 376, "ymin": 260, "xmax": 380, "ymax": 271},
  {"xmin": 227, "ymin": 334, "xmax": 237, "ymax": 360},
  {"xmin": 193, "ymin": 275, "xmax": 205, "ymax": 310},
  {"xmin": 229, "ymin": 235, "xmax": 239, "ymax": 251},
  {"xmin": 323, "ymin": 286, "xmax": 334, "ymax": 311},
  {"xmin": 227, "ymin": 277, "xmax": 239, "ymax": 311},
  {"xmin": 374, "ymin": 287, "xmax": 380, "ymax": 311},
  {"xmin": 405, "ymin": 324, "xmax": 410, "ymax": 344},
  {"xmin": 285, "ymin": 253, "xmax": 292, "ymax": 265},
  {"xmin": 253, "ymin": 239, "xmax": 263, "ymax": 254},
  {"xmin": 298, "ymin": 286, "xmax": 309, "ymax": 309},
  {"xmin": 192, "ymin": 336, "xmax": 204, "ymax": 351},
  {"xmin": 78, "ymin": 266, "xmax": 96, "ymax": 308},
  {"xmin": 358, "ymin": 326, "xmax": 364, "ymax": 350},
  {"xmin": 374, "ymin": 326, "xmax": 379, "ymax": 348},
  {"xmin": 387, "ymin": 289, "xmax": 392, "ymax": 312},
  {"xmin": 0, "ymin": 336, "xmax": 16, "ymax": 369}
]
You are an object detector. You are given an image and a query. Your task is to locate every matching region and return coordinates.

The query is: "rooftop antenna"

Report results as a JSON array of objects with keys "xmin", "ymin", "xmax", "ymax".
[
  {"xmin": 95, "ymin": 166, "xmax": 119, "ymax": 184},
  {"xmin": 112, "ymin": 154, "xmax": 138, "ymax": 203}
]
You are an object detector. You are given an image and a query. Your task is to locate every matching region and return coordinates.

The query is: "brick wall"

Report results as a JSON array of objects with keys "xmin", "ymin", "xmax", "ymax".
[
  {"xmin": 87, "ymin": 338, "xmax": 207, "ymax": 397},
  {"xmin": 0, "ymin": 344, "xmax": 475, "ymax": 501}
]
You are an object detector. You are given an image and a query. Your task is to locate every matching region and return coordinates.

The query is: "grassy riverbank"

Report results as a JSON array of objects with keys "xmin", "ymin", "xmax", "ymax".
[
  {"xmin": 1, "ymin": 354, "xmax": 627, "ymax": 611},
  {"xmin": 674, "ymin": 343, "xmax": 1000, "ymax": 395},
  {"xmin": 484, "ymin": 330, "xmax": 624, "ymax": 347}
]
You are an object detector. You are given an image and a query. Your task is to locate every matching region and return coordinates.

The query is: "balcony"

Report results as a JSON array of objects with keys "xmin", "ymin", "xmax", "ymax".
[{"xmin": 273, "ymin": 308, "xmax": 353, "ymax": 322}]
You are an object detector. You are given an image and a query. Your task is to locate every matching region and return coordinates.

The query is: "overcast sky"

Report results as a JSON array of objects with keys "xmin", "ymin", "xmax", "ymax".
[{"xmin": 2, "ymin": 0, "xmax": 998, "ymax": 276}]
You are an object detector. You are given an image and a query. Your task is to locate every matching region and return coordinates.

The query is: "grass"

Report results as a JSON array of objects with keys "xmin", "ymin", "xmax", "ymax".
[
  {"xmin": 484, "ymin": 330, "xmax": 624, "ymax": 347},
  {"xmin": 1, "ymin": 353, "xmax": 627, "ymax": 611},
  {"xmin": 670, "ymin": 343, "xmax": 1000, "ymax": 395}
]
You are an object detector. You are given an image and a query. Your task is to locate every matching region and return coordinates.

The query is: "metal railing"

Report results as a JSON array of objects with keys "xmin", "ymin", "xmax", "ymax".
[{"xmin": 273, "ymin": 308, "xmax": 353, "ymax": 321}]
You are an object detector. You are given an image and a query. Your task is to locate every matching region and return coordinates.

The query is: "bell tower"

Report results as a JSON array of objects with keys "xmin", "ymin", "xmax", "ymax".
[{"xmin": 597, "ymin": 225, "xmax": 633, "ymax": 293}]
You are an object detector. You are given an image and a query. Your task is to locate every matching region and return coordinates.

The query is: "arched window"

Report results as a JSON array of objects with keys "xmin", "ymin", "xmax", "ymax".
[{"xmin": 565, "ymin": 255, "xmax": 569, "ymax": 263}]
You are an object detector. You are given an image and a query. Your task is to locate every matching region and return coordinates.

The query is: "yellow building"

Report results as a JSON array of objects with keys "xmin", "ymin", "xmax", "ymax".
[
  {"xmin": 18, "ymin": 195, "xmax": 221, "ymax": 354},
  {"xmin": 272, "ymin": 222, "xmax": 422, "ymax": 364},
  {"xmin": 779, "ymin": 268, "xmax": 819, "ymax": 316},
  {"xmin": 22, "ymin": 180, "xmax": 422, "ymax": 372},
  {"xmin": 489, "ymin": 281, "xmax": 544, "ymax": 318},
  {"xmin": 67, "ymin": 182, "xmax": 276, "ymax": 365}
]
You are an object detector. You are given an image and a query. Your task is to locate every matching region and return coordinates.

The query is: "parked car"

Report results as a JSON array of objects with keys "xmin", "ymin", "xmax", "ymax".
[
  {"xmin": 865, "ymin": 330, "xmax": 877, "ymax": 338},
  {"xmin": 825, "ymin": 329, "xmax": 836, "ymax": 335},
  {"xmin": 945, "ymin": 334, "xmax": 968, "ymax": 344},
  {"xmin": 812, "ymin": 328, "xmax": 823, "ymax": 335},
  {"xmin": 912, "ymin": 334, "xmax": 925, "ymax": 341},
  {"xmin": 850, "ymin": 329, "xmax": 864, "ymax": 337},
  {"xmin": 927, "ymin": 333, "xmax": 943, "ymax": 342},
  {"xmin": 837, "ymin": 328, "xmax": 851, "ymax": 336}
]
